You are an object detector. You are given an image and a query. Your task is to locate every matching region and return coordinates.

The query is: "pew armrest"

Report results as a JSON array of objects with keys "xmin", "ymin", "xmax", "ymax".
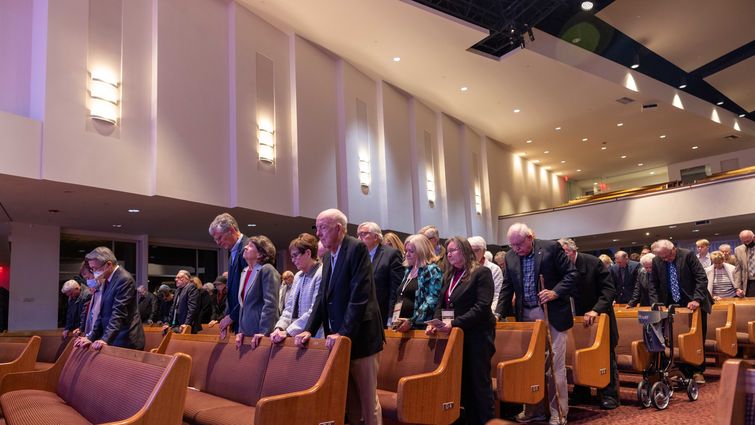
[
  {"xmin": 127, "ymin": 353, "xmax": 192, "ymax": 425},
  {"xmin": 497, "ymin": 321, "xmax": 545, "ymax": 404},
  {"xmin": 715, "ymin": 305, "xmax": 738, "ymax": 357},
  {"xmin": 630, "ymin": 340, "xmax": 651, "ymax": 372},
  {"xmin": 0, "ymin": 336, "xmax": 40, "ymax": 380},
  {"xmin": 253, "ymin": 337, "xmax": 351, "ymax": 425},
  {"xmin": 749, "ymin": 321, "xmax": 755, "ymax": 345},
  {"xmin": 678, "ymin": 310, "xmax": 704, "ymax": 366},
  {"xmin": 572, "ymin": 314, "xmax": 610, "ymax": 388},
  {"xmin": 397, "ymin": 328, "xmax": 463, "ymax": 425}
]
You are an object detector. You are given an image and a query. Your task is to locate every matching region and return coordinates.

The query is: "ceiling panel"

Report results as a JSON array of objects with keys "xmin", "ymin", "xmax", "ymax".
[{"xmin": 705, "ymin": 56, "xmax": 755, "ymax": 112}]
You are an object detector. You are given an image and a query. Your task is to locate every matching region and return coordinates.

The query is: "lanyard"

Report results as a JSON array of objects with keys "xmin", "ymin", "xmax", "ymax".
[{"xmin": 446, "ymin": 270, "xmax": 465, "ymax": 304}]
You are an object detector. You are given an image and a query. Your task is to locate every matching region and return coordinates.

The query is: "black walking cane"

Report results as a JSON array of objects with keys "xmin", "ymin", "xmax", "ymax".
[{"xmin": 540, "ymin": 274, "xmax": 566, "ymax": 424}]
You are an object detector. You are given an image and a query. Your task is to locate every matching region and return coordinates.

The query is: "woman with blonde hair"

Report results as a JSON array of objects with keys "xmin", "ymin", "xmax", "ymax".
[
  {"xmin": 390, "ymin": 234, "xmax": 442, "ymax": 331},
  {"xmin": 382, "ymin": 232, "xmax": 406, "ymax": 260},
  {"xmin": 705, "ymin": 251, "xmax": 743, "ymax": 300}
]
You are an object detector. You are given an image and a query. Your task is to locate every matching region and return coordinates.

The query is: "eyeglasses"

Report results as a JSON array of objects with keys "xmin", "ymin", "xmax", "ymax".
[
  {"xmin": 447, "ymin": 247, "xmax": 461, "ymax": 254},
  {"xmin": 90, "ymin": 262, "xmax": 109, "ymax": 273},
  {"xmin": 357, "ymin": 231, "xmax": 373, "ymax": 238}
]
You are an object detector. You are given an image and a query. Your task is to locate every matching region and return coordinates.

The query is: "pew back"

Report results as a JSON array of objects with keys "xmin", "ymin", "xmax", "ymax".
[
  {"xmin": 706, "ymin": 303, "xmax": 738, "ymax": 357},
  {"xmin": 493, "ymin": 321, "xmax": 545, "ymax": 404},
  {"xmin": 717, "ymin": 359, "xmax": 755, "ymax": 425},
  {"xmin": 2, "ymin": 330, "xmax": 69, "ymax": 366},
  {"xmin": 566, "ymin": 314, "xmax": 609, "ymax": 388}
]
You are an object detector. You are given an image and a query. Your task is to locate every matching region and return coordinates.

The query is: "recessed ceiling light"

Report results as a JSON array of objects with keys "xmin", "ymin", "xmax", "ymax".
[
  {"xmin": 637, "ymin": 163, "xmax": 644, "ymax": 166},
  {"xmin": 460, "ymin": 86, "xmax": 468, "ymax": 92},
  {"xmin": 513, "ymin": 108, "xmax": 521, "ymax": 113},
  {"xmin": 692, "ymin": 229, "xmax": 700, "ymax": 232},
  {"xmin": 714, "ymin": 233, "xmax": 720, "ymax": 236},
  {"xmin": 560, "ymin": 160, "xmax": 566, "ymax": 164},
  {"xmin": 617, "ymin": 122, "xmax": 624, "ymax": 127},
  {"xmin": 526, "ymin": 140, "xmax": 533, "ymax": 144},
  {"xmin": 392, "ymin": 57, "xmax": 401, "ymax": 62},
  {"xmin": 582, "ymin": 138, "xmax": 588, "ymax": 142},
  {"xmin": 621, "ymin": 155, "xmax": 627, "ymax": 159},
  {"xmin": 581, "ymin": 1, "xmax": 594, "ymax": 11},
  {"xmin": 555, "ymin": 126, "xmax": 561, "ymax": 131},
  {"xmin": 112, "ymin": 224, "xmax": 122, "ymax": 228},
  {"xmin": 679, "ymin": 84, "xmax": 687, "ymax": 89},
  {"xmin": 645, "ymin": 232, "xmax": 650, "ymax": 236},
  {"xmin": 716, "ymin": 101, "xmax": 724, "ymax": 106},
  {"xmin": 247, "ymin": 224, "xmax": 257, "ymax": 227},
  {"xmin": 630, "ymin": 64, "xmax": 639, "ymax": 69},
  {"xmin": 544, "ymin": 150, "xmax": 550, "ymax": 154},
  {"xmin": 650, "ymin": 171, "xmax": 655, "ymax": 175},
  {"xmin": 669, "ymin": 225, "xmax": 677, "ymax": 229},
  {"xmin": 669, "ymin": 236, "xmax": 673, "ymax": 240},
  {"xmin": 577, "ymin": 169, "xmax": 582, "ymax": 172},
  {"xmin": 692, "ymin": 146, "xmax": 698, "ymax": 149},
  {"xmin": 612, "ymin": 239, "xmax": 620, "ymax": 242},
  {"xmin": 601, "ymin": 146, "xmax": 607, "ymax": 150},
  {"xmin": 128, "ymin": 209, "xmax": 140, "ymax": 213},
  {"xmin": 532, "ymin": 159, "xmax": 540, "ymax": 164},
  {"xmin": 739, "ymin": 114, "xmax": 746, "ymax": 118},
  {"xmin": 659, "ymin": 135, "xmax": 666, "ymax": 139}
]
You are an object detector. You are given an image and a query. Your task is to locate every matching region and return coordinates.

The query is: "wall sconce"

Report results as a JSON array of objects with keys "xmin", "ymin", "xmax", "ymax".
[
  {"xmin": 89, "ymin": 69, "xmax": 119, "ymax": 124},
  {"xmin": 426, "ymin": 172, "xmax": 436, "ymax": 205},
  {"xmin": 474, "ymin": 186, "xmax": 482, "ymax": 215},
  {"xmin": 258, "ymin": 128, "xmax": 275, "ymax": 163},
  {"xmin": 359, "ymin": 155, "xmax": 371, "ymax": 188}
]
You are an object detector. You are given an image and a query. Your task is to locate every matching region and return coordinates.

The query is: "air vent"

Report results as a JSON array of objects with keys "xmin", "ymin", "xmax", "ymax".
[
  {"xmin": 616, "ymin": 97, "xmax": 635, "ymax": 104},
  {"xmin": 695, "ymin": 220, "xmax": 710, "ymax": 226},
  {"xmin": 642, "ymin": 103, "xmax": 658, "ymax": 110},
  {"xmin": 724, "ymin": 134, "xmax": 740, "ymax": 140}
]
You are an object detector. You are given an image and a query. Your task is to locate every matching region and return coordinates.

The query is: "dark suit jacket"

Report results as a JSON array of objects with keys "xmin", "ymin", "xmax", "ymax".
[
  {"xmin": 371, "ymin": 244, "xmax": 404, "ymax": 325},
  {"xmin": 168, "ymin": 283, "xmax": 201, "ymax": 333},
  {"xmin": 651, "ymin": 248, "xmax": 712, "ymax": 314},
  {"xmin": 198, "ymin": 290, "xmax": 213, "ymax": 324},
  {"xmin": 137, "ymin": 291, "xmax": 156, "ymax": 323},
  {"xmin": 210, "ymin": 290, "xmax": 227, "ymax": 321},
  {"xmin": 573, "ymin": 253, "xmax": 618, "ymax": 347},
  {"xmin": 65, "ymin": 286, "xmax": 91, "ymax": 332},
  {"xmin": 306, "ymin": 235, "xmax": 384, "ymax": 359},
  {"xmin": 91, "ymin": 267, "xmax": 145, "ymax": 350},
  {"xmin": 434, "ymin": 266, "xmax": 496, "ymax": 332},
  {"xmin": 226, "ymin": 234, "xmax": 249, "ymax": 332},
  {"xmin": 238, "ymin": 263, "xmax": 280, "ymax": 336},
  {"xmin": 609, "ymin": 261, "xmax": 640, "ymax": 304},
  {"xmin": 627, "ymin": 269, "xmax": 657, "ymax": 307},
  {"xmin": 496, "ymin": 239, "xmax": 577, "ymax": 332}
]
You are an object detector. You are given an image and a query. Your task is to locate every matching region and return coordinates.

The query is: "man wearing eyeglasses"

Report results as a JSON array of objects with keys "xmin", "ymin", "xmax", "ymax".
[
  {"xmin": 357, "ymin": 221, "xmax": 403, "ymax": 327},
  {"xmin": 208, "ymin": 213, "xmax": 248, "ymax": 336},
  {"xmin": 75, "ymin": 246, "xmax": 144, "ymax": 351}
]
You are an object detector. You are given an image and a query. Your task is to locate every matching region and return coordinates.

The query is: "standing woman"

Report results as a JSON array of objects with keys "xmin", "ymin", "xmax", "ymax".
[
  {"xmin": 391, "ymin": 234, "xmax": 442, "ymax": 331},
  {"xmin": 236, "ymin": 235, "xmax": 281, "ymax": 348},
  {"xmin": 426, "ymin": 236, "xmax": 495, "ymax": 425},
  {"xmin": 383, "ymin": 232, "xmax": 406, "ymax": 261}
]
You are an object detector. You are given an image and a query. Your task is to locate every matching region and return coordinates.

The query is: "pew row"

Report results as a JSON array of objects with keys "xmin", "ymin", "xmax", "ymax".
[
  {"xmin": 0, "ymin": 345, "xmax": 190, "ymax": 425},
  {"xmin": 614, "ymin": 309, "xmax": 651, "ymax": 373},
  {"xmin": 378, "ymin": 328, "xmax": 463, "ymax": 425},
  {"xmin": 0, "ymin": 336, "xmax": 41, "ymax": 382},
  {"xmin": 717, "ymin": 299, "xmax": 755, "ymax": 352},
  {"xmin": 717, "ymin": 358, "xmax": 755, "ymax": 425},
  {"xmin": 143, "ymin": 324, "xmax": 171, "ymax": 352},
  {"xmin": 566, "ymin": 314, "xmax": 610, "ymax": 388},
  {"xmin": 1, "ymin": 330, "xmax": 71, "ymax": 370},
  {"xmin": 154, "ymin": 332, "xmax": 350, "ymax": 425},
  {"xmin": 492, "ymin": 321, "xmax": 545, "ymax": 405},
  {"xmin": 705, "ymin": 303, "xmax": 738, "ymax": 358}
]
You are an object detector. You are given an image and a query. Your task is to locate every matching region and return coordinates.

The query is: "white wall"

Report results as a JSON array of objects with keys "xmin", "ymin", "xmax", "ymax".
[
  {"xmin": 0, "ymin": 0, "xmax": 32, "ymax": 116},
  {"xmin": 8, "ymin": 222, "xmax": 60, "ymax": 330},
  {"xmin": 667, "ymin": 147, "xmax": 755, "ymax": 181}
]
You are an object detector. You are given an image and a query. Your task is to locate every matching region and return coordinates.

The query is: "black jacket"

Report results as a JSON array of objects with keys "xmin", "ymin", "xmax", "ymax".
[
  {"xmin": 609, "ymin": 261, "xmax": 640, "ymax": 304},
  {"xmin": 371, "ymin": 244, "xmax": 404, "ymax": 325},
  {"xmin": 573, "ymin": 253, "xmax": 618, "ymax": 347},
  {"xmin": 91, "ymin": 267, "xmax": 145, "ymax": 350},
  {"xmin": 65, "ymin": 286, "xmax": 91, "ymax": 332},
  {"xmin": 434, "ymin": 266, "xmax": 496, "ymax": 333},
  {"xmin": 168, "ymin": 284, "xmax": 201, "ymax": 333},
  {"xmin": 651, "ymin": 248, "xmax": 712, "ymax": 314},
  {"xmin": 137, "ymin": 291, "xmax": 156, "ymax": 323}
]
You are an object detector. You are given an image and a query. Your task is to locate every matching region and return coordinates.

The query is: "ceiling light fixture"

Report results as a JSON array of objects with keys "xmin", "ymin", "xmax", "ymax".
[
  {"xmin": 669, "ymin": 225, "xmax": 677, "ymax": 229},
  {"xmin": 739, "ymin": 113, "xmax": 746, "ymax": 118},
  {"xmin": 127, "ymin": 209, "xmax": 140, "ymax": 213},
  {"xmin": 650, "ymin": 171, "xmax": 655, "ymax": 175},
  {"xmin": 581, "ymin": 1, "xmax": 594, "ymax": 11},
  {"xmin": 543, "ymin": 166, "xmax": 552, "ymax": 170},
  {"xmin": 582, "ymin": 138, "xmax": 588, "ymax": 142},
  {"xmin": 112, "ymin": 224, "xmax": 122, "ymax": 228},
  {"xmin": 544, "ymin": 150, "xmax": 549, "ymax": 154},
  {"xmin": 645, "ymin": 232, "xmax": 650, "ymax": 236},
  {"xmin": 630, "ymin": 52, "xmax": 640, "ymax": 69},
  {"xmin": 577, "ymin": 169, "xmax": 582, "ymax": 172},
  {"xmin": 532, "ymin": 159, "xmax": 540, "ymax": 164},
  {"xmin": 679, "ymin": 83, "xmax": 687, "ymax": 89},
  {"xmin": 716, "ymin": 101, "xmax": 724, "ymax": 106},
  {"xmin": 526, "ymin": 139, "xmax": 533, "ymax": 144},
  {"xmin": 560, "ymin": 160, "xmax": 566, "ymax": 164},
  {"xmin": 460, "ymin": 86, "xmax": 468, "ymax": 92},
  {"xmin": 637, "ymin": 163, "xmax": 644, "ymax": 166},
  {"xmin": 247, "ymin": 224, "xmax": 257, "ymax": 227},
  {"xmin": 660, "ymin": 134, "xmax": 666, "ymax": 139},
  {"xmin": 513, "ymin": 108, "xmax": 520, "ymax": 113},
  {"xmin": 617, "ymin": 122, "xmax": 624, "ymax": 127},
  {"xmin": 621, "ymin": 155, "xmax": 627, "ymax": 159},
  {"xmin": 692, "ymin": 146, "xmax": 698, "ymax": 149},
  {"xmin": 601, "ymin": 146, "xmax": 607, "ymax": 150},
  {"xmin": 555, "ymin": 126, "xmax": 561, "ymax": 131},
  {"xmin": 393, "ymin": 57, "xmax": 401, "ymax": 62}
]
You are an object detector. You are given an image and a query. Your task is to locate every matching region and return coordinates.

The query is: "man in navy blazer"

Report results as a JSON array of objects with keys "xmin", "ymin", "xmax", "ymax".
[
  {"xmin": 209, "ymin": 213, "xmax": 248, "ymax": 334},
  {"xmin": 610, "ymin": 251, "xmax": 640, "ymax": 304},
  {"xmin": 77, "ymin": 247, "xmax": 144, "ymax": 351},
  {"xmin": 651, "ymin": 239, "xmax": 711, "ymax": 384},
  {"xmin": 298, "ymin": 209, "xmax": 384, "ymax": 425},
  {"xmin": 497, "ymin": 223, "xmax": 575, "ymax": 425},
  {"xmin": 357, "ymin": 221, "xmax": 404, "ymax": 326}
]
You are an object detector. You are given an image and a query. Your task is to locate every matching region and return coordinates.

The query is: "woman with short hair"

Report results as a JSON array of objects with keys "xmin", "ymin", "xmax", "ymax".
[
  {"xmin": 705, "ymin": 251, "xmax": 743, "ymax": 300},
  {"xmin": 236, "ymin": 235, "xmax": 280, "ymax": 348}
]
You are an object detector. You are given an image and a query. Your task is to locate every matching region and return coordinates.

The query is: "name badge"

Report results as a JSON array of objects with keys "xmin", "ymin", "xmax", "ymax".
[
  {"xmin": 442, "ymin": 309, "xmax": 454, "ymax": 327},
  {"xmin": 390, "ymin": 302, "xmax": 403, "ymax": 326}
]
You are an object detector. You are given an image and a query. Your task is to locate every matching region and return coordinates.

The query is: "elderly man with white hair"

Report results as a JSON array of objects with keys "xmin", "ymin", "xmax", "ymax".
[
  {"xmin": 497, "ymin": 223, "xmax": 576, "ymax": 425},
  {"xmin": 627, "ymin": 253, "xmax": 658, "ymax": 307},
  {"xmin": 609, "ymin": 250, "xmax": 640, "ymax": 304},
  {"xmin": 468, "ymin": 236, "xmax": 504, "ymax": 315},
  {"xmin": 734, "ymin": 230, "xmax": 755, "ymax": 297},
  {"xmin": 357, "ymin": 221, "xmax": 403, "ymax": 326},
  {"xmin": 651, "ymin": 239, "xmax": 710, "ymax": 384},
  {"xmin": 61, "ymin": 279, "xmax": 91, "ymax": 339}
]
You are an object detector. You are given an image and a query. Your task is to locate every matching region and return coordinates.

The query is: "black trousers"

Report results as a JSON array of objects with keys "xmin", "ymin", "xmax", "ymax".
[{"xmin": 459, "ymin": 329, "xmax": 496, "ymax": 425}]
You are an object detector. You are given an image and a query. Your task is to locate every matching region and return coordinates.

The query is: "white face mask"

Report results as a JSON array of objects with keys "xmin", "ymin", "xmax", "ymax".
[
  {"xmin": 86, "ymin": 278, "xmax": 98, "ymax": 288},
  {"xmin": 93, "ymin": 270, "xmax": 104, "ymax": 279}
]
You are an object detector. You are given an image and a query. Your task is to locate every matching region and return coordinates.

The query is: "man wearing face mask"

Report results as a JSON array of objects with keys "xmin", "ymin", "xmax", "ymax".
[{"xmin": 75, "ymin": 247, "xmax": 144, "ymax": 351}]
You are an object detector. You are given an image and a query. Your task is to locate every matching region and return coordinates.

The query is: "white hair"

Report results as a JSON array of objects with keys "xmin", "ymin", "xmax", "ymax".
[
  {"xmin": 557, "ymin": 238, "xmax": 578, "ymax": 252},
  {"xmin": 506, "ymin": 222, "xmax": 533, "ymax": 242},
  {"xmin": 654, "ymin": 239, "xmax": 674, "ymax": 251},
  {"xmin": 467, "ymin": 236, "xmax": 487, "ymax": 251},
  {"xmin": 639, "ymin": 253, "xmax": 655, "ymax": 266},
  {"xmin": 319, "ymin": 208, "xmax": 348, "ymax": 230},
  {"xmin": 61, "ymin": 279, "xmax": 80, "ymax": 294},
  {"xmin": 358, "ymin": 221, "xmax": 383, "ymax": 239},
  {"xmin": 484, "ymin": 251, "xmax": 493, "ymax": 262},
  {"xmin": 203, "ymin": 282, "xmax": 215, "ymax": 291},
  {"xmin": 208, "ymin": 213, "xmax": 239, "ymax": 234}
]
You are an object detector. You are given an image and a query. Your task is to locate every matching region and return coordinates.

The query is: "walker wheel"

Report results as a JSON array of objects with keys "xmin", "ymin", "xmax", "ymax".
[
  {"xmin": 637, "ymin": 380, "xmax": 651, "ymax": 408},
  {"xmin": 686, "ymin": 379, "xmax": 699, "ymax": 401},
  {"xmin": 650, "ymin": 381, "xmax": 671, "ymax": 410}
]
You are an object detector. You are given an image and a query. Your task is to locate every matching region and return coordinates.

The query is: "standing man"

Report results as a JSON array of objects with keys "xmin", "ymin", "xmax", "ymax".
[
  {"xmin": 208, "ymin": 213, "xmax": 248, "ymax": 335},
  {"xmin": 696, "ymin": 239, "xmax": 712, "ymax": 269},
  {"xmin": 137, "ymin": 285, "xmax": 156, "ymax": 324},
  {"xmin": 76, "ymin": 247, "xmax": 144, "ymax": 351},
  {"xmin": 165, "ymin": 270, "xmax": 201, "ymax": 334},
  {"xmin": 718, "ymin": 244, "xmax": 737, "ymax": 266},
  {"xmin": 297, "ymin": 209, "xmax": 384, "ymax": 425},
  {"xmin": 468, "ymin": 236, "xmax": 504, "ymax": 314},
  {"xmin": 357, "ymin": 221, "xmax": 403, "ymax": 326},
  {"xmin": 210, "ymin": 275, "xmax": 228, "ymax": 321},
  {"xmin": 734, "ymin": 230, "xmax": 755, "ymax": 297},
  {"xmin": 610, "ymin": 251, "xmax": 640, "ymax": 304},
  {"xmin": 558, "ymin": 238, "xmax": 619, "ymax": 410},
  {"xmin": 61, "ymin": 280, "xmax": 91, "ymax": 339},
  {"xmin": 651, "ymin": 239, "xmax": 711, "ymax": 384},
  {"xmin": 419, "ymin": 225, "xmax": 445, "ymax": 262},
  {"xmin": 497, "ymin": 223, "xmax": 575, "ymax": 425},
  {"xmin": 279, "ymin": 271, "xmax": 295, "ymax": 315}
]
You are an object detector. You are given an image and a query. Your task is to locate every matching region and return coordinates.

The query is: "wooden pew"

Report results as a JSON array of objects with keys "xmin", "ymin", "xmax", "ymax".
[
  {"xmin": 705, "ymin": 303, "xmax": 738, "ymax": 359},
  {"xmin": 377, "ymin": 328, "xmax": 463, "ymax": 425},
  {"xmin": 143, "ymin": 324, "xmax": 170, "ymax": 352},
  {"xmin": 566, "ymin": 314, "xmax": 610, "ymax": 388},
  {"xmin": 0, "ymin": 345, "xmax": 191, "ymax": 425},
  {"xmin": 198, "ymin": 323, "xmax": 220, "ymax": 335},
  {"xmin": 716, "ymin": 299, "xmax": 755, "ymax": 353},
  {"xmin": 614, "ymin": 309, "xmax": 651, "ymax": 374},
  {"xmin": 0, "ymin": 336, "xmax": 41, "ymax": 382},
  {"xmin": 155, "ymin": 332, "xmax": 350, "ymax": 425},
  {"xmin": 673, "ymin": 307, "xmax": 705, "ymax": 366},
  {"xmin": 491, "ymin": 321, "xmax": 545, "ymax": 405},
  {"xmin": 1, "ymin": 329, "xmax": 71, "ymax": 370},
  {"xmin": 717, "ymin": 358, "xmax": 755, "ymax": 425}
]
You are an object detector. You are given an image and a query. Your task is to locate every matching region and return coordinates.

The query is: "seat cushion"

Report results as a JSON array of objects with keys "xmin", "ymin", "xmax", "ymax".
[
  {"xmin": 616, "ymin": 353, "xmax": 634, "ymax": 371},
  {"xmin": 377, "ymin": 389, "xmax": 398, "ymax": 422},
  {"xmin": 192, "ymin": 405, "xmax": 255, "ymax": 425},
  {"xmin": 34, "ymin": 361, "xmax": 55, "ymax": 371},
  {"xmin": 183, "ymin": 389, "xmax": 244, "ymax": 422},
  {"xmin": 0, "ymin": 390, "xmax": 89, "ymax": 425},
  {"xmin": 737, "ymin": 332, "xmax": 752, "ymax": 345},
  {"xmin": 704, "ymin": 339, "xmax": 717, "ymax": 353}
]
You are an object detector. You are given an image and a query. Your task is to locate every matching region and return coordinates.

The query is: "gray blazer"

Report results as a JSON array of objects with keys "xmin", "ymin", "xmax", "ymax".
[
  {"xmin": 238, "ymin": 263, "xmax": 280, "ymax": 336},
  {"xmin": 275, "ymin": 263, "xmax": 323, "ymax": 337}
]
